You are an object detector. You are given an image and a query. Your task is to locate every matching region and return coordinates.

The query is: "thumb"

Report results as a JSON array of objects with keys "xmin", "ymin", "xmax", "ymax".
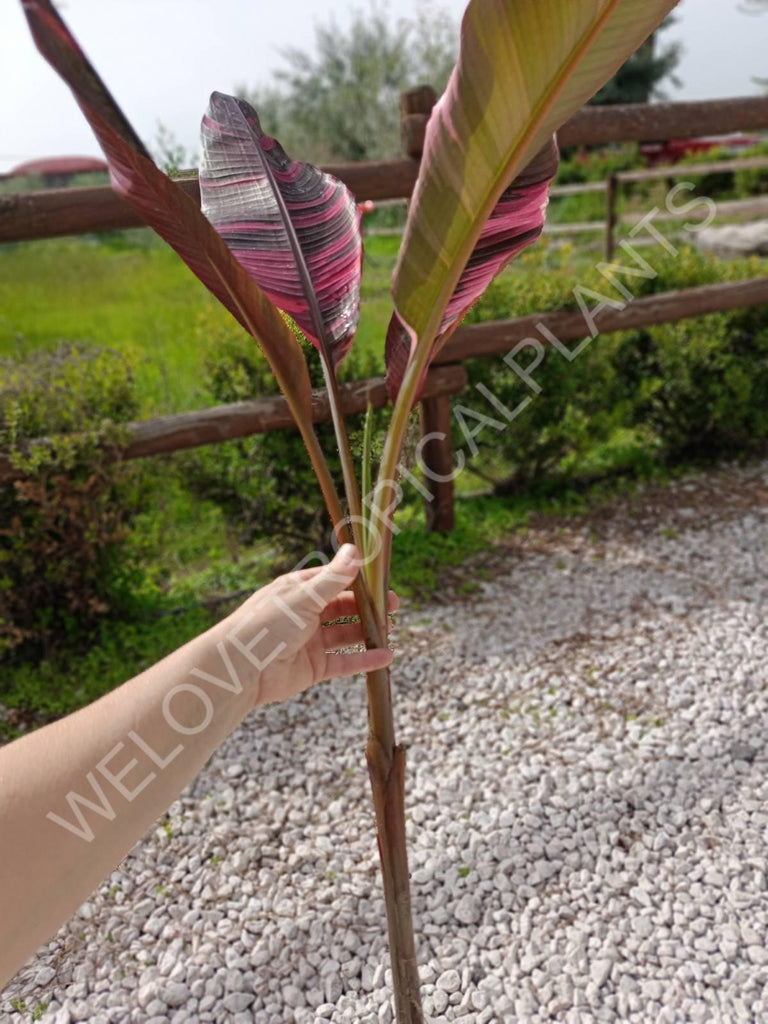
[{"xmin": 306, "ymin": 544, "xmax": 362, "ymax": 608}]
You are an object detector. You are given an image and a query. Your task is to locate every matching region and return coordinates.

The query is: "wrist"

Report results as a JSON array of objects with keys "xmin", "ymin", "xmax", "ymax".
[{"xmin": 203, "ymin": 603, "xmax": 269, "ymax": 714}]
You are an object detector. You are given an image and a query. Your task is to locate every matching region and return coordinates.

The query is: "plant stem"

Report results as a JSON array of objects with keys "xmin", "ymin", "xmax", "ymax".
[
  {"xmin": 362, "ymin": 400, "xmax": 375, "ymax": 560},
  {"xmin": 319, "ymin": 357, "xmax": 367, "ymax": 557},
  {"xmin": 366, "ymin": 722, "xmax": 423, "ymax": 1023},
  {"xmin": 354, "ymin": 309, "xmax": 446, "ymax": 1023},
  {"xmin": 368, "ymin": 310, "xmax": 461, "ymax": 606},
  {"xmin": 368, "ymin": 342, "xmax": 433, "ymax": 606},
  {"xmin": 314, "ymin": 408, "xmax": 421, "ymax": 1022},
  {"xmin": 278, "ymin": 334, "xmax": 418, "ymax": 1021}
]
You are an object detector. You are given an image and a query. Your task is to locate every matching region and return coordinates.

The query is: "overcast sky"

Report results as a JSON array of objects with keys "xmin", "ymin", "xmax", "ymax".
[{"xmin": 1, "ymin": 0, "xmax": 766, "ymax": 175}]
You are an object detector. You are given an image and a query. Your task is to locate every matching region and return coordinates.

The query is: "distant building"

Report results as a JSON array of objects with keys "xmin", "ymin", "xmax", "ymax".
[{"xmin": 2, "ymin": 156, "xmax": 108, "ymax": 188}]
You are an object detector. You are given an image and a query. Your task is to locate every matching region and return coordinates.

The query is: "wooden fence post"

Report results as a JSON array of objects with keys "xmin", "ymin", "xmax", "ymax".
[
  {"xmin": 419, "ymin": 393, "xmax": 456, "ymax": 534},
  {"xmin": 605, "ymin": 172, "xmax": 618, "ymax": 261},
  {"xmin": 400, "ymin": 85, "xmax": 437, "ymax": 160}
]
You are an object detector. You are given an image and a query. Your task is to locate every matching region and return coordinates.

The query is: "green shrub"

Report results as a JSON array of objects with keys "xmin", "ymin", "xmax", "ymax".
[
  {"xmin": 0, "ymin": 345, "xmax": 146, "ymax": 655},
  {"xmin": 615, "ymin": 309, "xmax": 768, "ymax": 462},
  {"xmin": 458, "ymin": 246, "xmax": 768, "ymax": 490},
  {"xmin": 184, "ymin": 313, "xmax": 394, "ymax": 558},
  {"xmin": 556, "ymin": 144, "xmax": 641, "ymax": 184},
  {"xmin": 675, "ymin": 140, "xmax": 768, "ymax": 201},
  {"xmin": 733, "ymin": 140, "xmax": 768, "ymax": 199},
  {"xmin": 0, "ymin": 606, "xmax": 213, "ymax": 738},
  {"xmin": 459, "ymin": 333, "xmax": 633, "ymax": 492}
]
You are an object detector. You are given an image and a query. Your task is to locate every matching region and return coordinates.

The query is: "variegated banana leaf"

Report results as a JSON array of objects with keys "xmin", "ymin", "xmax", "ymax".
[{"xmin": 200, "ymin": 93, "xmax": 362, "ymax": 372}]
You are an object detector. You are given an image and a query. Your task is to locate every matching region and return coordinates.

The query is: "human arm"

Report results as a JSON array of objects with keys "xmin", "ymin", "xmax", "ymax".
[{"xmin": 0, "ymin": 544, "xmax": 394, "ymax": 987}]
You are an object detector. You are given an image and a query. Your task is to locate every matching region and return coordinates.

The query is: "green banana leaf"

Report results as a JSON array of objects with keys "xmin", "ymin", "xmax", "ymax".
[{"xmin": 392, "ymin": 0, "xmax": 679, "ymax": 365}]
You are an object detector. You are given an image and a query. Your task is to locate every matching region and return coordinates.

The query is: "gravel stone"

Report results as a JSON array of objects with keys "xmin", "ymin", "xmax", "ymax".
[
  {"xmin": 222, "ymin": 991, "xmax": 255, "ymax": 1012},
  {"xmin": 455, "ymin": 894, "xmax": 482, "ymax": 926},
  {"xmin": 437, "ymin": 969, "xmax": 461, "ymax": 993},
  {"xmin": 163, "ymin": 982, "xmax": 190, "ymax": 1007},
  {"xmin": 590, "ymin": 959, "xmax": 614, "ymax": 989}
]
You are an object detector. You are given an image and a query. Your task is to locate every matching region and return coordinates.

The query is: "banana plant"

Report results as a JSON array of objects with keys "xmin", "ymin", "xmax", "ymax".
[{"xmin": 24, "ymin": 0, "xmax": 677, "ymax": 1020}]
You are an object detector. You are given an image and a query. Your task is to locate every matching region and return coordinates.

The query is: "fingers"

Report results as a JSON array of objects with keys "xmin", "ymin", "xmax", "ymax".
[
  {"xmin": 320, "ymin": 620, "xmax": 368, "ymax": 651},
  {"xmin": 319, "ymin": 645, "xmax": 393, "ymax": 682},
  {"xmin": 323, "ymin": 589, "xmax": 399, "ymax": 623},
  {"xmin": 293, "ymin": 544, "xmax": 362, "ymax": 610}
]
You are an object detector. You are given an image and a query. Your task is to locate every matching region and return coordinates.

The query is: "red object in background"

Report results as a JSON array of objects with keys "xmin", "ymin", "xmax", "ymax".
[
  {"xmin": 358, "ymin": 199, "xmax": 376, "ymax": 216},
  {"xmin": 8, "ymin": 156, "xmax": 108, "ymax": 177},
  {"xmin": 2, "ymin": 155, "xmax": 109, "ymax": 188},
  {"xmin": 640, "ymin": 134, "xmax": 764, "ymax": 165}
]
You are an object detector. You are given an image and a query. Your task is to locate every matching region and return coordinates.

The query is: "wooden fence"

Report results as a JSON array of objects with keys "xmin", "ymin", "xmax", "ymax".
[
  {"xmin": 369, "ymin": 160, "xmax": 768, "ymax": 251},
  {"xmin": 551, "ymin": 154, "xmax": 768, "ymax": 259},
  {"xmin": 2, "ymin": 92, "xmax": 768, "ymax": 533}
]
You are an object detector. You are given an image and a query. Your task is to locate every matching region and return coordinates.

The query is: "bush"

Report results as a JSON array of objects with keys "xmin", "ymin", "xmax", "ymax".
[
  {"xmin": 184, "ymin": 313, "xmax": 394, "ymax": 559},
  {"xmin": 676, "ymin": 140, "xmax": 768, "ymax": 202},
  {"xmin": 0, "ymin": 606, "xmax": 213, "ymax": 738},
  {"xmin": 615, "ymin": 309, "xmax": 768, "ymax": 463},
  {"xmin": 733, "ymin": 140, "xmax": 768, "ymax": 199},
  {"xmin": 457, "ymin": 246, "xmax": 768, "ymax": 491},
  {"xmin": 556, "ymin": 144, "xmax": 641, "ymax": 184},
  {"xmin": 0, "ymin": 345, "xmax": 146, "ymax": 655}
]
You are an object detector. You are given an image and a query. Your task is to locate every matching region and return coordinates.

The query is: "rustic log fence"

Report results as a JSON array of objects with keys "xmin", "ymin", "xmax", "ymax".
[{"xmin": 2, "ymin": 93, "xmax": 768, "ymax": 533}]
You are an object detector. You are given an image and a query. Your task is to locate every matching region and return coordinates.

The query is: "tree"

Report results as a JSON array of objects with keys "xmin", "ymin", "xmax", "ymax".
[
  {"xmin": 239, "ymin": 3, "xmax": 458, "ymax": 163},
  {"xmin": 590, "ymin": 16, "xmax": 681, "ymax": 105}
]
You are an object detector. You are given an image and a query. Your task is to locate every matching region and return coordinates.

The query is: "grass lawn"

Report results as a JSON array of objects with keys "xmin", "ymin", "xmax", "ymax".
[{"xmin": 0, "ymin": 231, "xmax": 400, "ymax": 416}]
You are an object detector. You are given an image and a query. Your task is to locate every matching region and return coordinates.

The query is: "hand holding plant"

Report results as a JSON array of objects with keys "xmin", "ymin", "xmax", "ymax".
[{"xmin": 230, "ymin": 544, "xmax": 399, "ymax": 706}]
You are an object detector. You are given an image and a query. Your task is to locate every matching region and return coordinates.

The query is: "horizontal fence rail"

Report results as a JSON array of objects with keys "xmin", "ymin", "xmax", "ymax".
[
  {"xmin": 545, "ymin": 197, "xmax": 768, "ymax": 245},
  {"xmin": 2, "ymin": 96, "xmax": 768, "ymax": 244},
  {"xmin": 0, "ymin": 163, "xmax": 421, "ymax": 242},
  {"xmin": 603, "ymin": 155, "xmax": 768, "ymax": 258},
  {"xmin": 547, "ymin": 155, "xmax": 768, "ymax": 198},
  {"xmin": 439, "ymin": 278, "xmax": 768, "ymax": 364},
  {"xmin": 0, "ymin": 365, "xmax": 468, "ymax": 486},
  {"xmin": 4, "ymin": 279, "xmax": 766, "ymax": 485},
  {"xmin": 615, "ymin": 154, "xmax": 768, "ymax": 185}
]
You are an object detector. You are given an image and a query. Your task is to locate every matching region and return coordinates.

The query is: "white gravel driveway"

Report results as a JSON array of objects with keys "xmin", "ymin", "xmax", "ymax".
[{"xmin": 3, "ymin": 460, "xmax": 767, "ymax": 1024}]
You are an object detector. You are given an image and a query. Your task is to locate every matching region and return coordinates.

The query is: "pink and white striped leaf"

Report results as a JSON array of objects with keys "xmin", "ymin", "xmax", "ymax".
[
  {"xmin": 200, "ymin": 93, "xmax": 363, "ymax": 372},
  {"xmin": 385, "ymin": 136, "xmax": 558, "ymax": 399},
  {"xmin": 22, "ymin": 0, "xmax": 315, "ymax": 424}
]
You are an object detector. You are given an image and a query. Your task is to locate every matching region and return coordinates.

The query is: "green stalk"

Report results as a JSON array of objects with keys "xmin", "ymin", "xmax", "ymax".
[
  {"xmin": 368, "ymin": 305, "xmax": 446, "ymax": 609},
  {"xmin": 361, "ymin": 400, "xmax": 375, "ymax": 562},
  {"xmin": 356, "ymin": 308, "xmax": 446, "ymax": 1024},
  {"xmin": 318, "ymin": 357, "xmax": 367, "ymax": 557}
]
